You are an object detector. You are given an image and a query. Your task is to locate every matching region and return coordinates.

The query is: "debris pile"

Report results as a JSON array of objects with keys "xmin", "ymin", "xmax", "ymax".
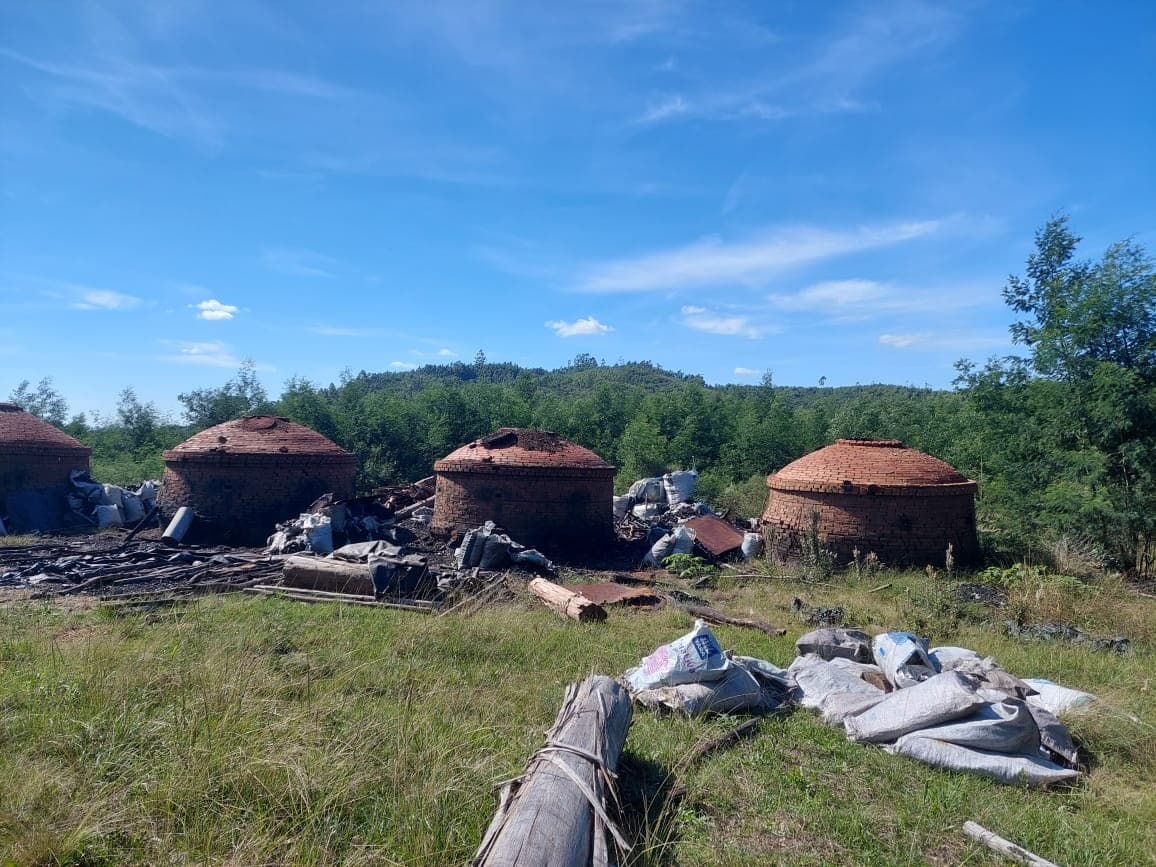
[
  {"xmin": 0, "ymin": 537, "xmax": 281, "ymax": 600},
  {"xmin": 615, "ymin": 470, "xmax": 762, "ymax": 566},
  {"xmin": 66, "ymin": 470, "xmax": 160, "ymax": 530},
  {"xmin": 787, "ymin": 629, "xmax": 1085, "ymax": 787}
]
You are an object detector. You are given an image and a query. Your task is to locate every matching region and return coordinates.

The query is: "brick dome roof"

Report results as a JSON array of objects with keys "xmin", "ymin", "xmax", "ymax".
[
  {"xmin": 435, "ymin": 428, "xmax": 613, "ymax": 472},
  {"xmin": 768, "ymin": 439, "xmax": 975, "ymax": 496},
  {"xmin": 164, "ymin": 416, "xmax": 355, "ymax": 464},
  {"xmin": 0, "ymin": 403, "xmax": 92, "ymax": 456}
]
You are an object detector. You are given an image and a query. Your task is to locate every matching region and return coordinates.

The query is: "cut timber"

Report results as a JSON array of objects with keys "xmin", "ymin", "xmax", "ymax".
[
  {"xmin": 680, "ymin": 603, "xmax": 785, "ymax": 636},
  {"xmin": 529, "ymin": 577, "xmax": 607, "ymax": 622},
  {"xmin": 283, "ymin": 554, "xmax": 373, "ymax": 595},
  {"xmin": 473, "ymin": 675, "xmax": 632, "ymax": 867},
  {"xmin": 962, "ymin": 821, "xmax": 1059, "ymax": 867}
]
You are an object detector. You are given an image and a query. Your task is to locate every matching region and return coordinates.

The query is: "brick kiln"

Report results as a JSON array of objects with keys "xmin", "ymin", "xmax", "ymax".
[
  {"xmin": 432, "ymin": 428, "xmax": 615, "ymax": 554},
  {"xmin": 0, "ymin": 403, "xmax": 92, "ymax": 530},
  {"xmin": 761, "ymin": 438, "xmax": 980, "ymax": 567},
  {"xmin": 159, "ymin": 416, "xmax": 356, "ymax": 545}
]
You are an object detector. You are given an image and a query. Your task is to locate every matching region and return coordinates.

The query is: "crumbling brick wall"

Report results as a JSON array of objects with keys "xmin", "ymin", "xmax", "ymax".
[
  {"xmin": 433, "ymin": 467, "xmax": 613, "ymax": 553},
  {"xmin": 159, "ymin": 456, "xmax": 355, "ymax": 545},
  {"xmin": 762, "ymin": 487, "xmax": 980, "ymax": 568},
  {"xmin": 759, "ymin": 439, "xmax": 981, "ymax": 568},
  {"xmin": 1, "ymin": 450, "xmax": 91, "ymax": 498}
]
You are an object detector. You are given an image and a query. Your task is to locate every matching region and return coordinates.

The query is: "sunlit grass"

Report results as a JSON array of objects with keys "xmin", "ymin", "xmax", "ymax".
[{"xmin": 0, "ymin": 568, "xmax": 1152, "ymax": 865}]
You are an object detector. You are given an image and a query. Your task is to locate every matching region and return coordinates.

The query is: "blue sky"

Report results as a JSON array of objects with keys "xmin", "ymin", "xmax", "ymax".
[{"xmin": 2, "ymin": 1, "xmax": 1154, "ymax": 419}]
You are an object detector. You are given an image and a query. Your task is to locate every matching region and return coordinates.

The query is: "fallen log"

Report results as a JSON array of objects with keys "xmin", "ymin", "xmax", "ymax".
[
  {"xmin": 393, "ymin": 494, "xmax": 436, "ymax": 519},
  {"xmin": 529, "ymin": 578, "xmax": 607, "ymax": 623},
  {"xmin": 679, "ymin": 603, "xmax": 785, "ymax": 636},
  {"xmin": 962, "ymin": 821, "xmax": 1059, "ymax": 867},
  {"xmin": 473, "ymin": 675, "xmax": 632, "ymax": 867},
  {"xmin": 283, "ymin": 554, "xmax": 373, "ymax": 595}
]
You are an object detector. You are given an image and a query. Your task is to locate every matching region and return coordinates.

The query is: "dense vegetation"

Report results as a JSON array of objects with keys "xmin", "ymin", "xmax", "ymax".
[{"xmin": 10, "ymin": 219, "xmax": 1155, "ymax": 574}]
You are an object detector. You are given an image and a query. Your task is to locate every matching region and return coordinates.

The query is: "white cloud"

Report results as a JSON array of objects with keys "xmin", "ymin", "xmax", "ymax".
[
  {"xmin": 734, "ymin": 366, "xmax": 761, "ymax": 377},
  {"xmin": 770, "ymin": 278, "xmax": 995, "ymax": 319},
  {"xmin": 389, "ymin": 361, "xmax": 417, "ymax": 370},
  {"xmin": 311, "ymin": 324, "xmax": 384, "ymax": 338},
  {"xmin": 71, "ymin": 289, "xmax": 142, "ymax": 310},
  {"xmin": 158, "ymin": 340, "xmax": 270, "ymax": 369},
  {"xmin": 879, "ymin": 332, "xmax": 930, "ymax": 348},
  {"xmin": 636, "ymin": 94, "xmax": 689, "ymax": 124},
  {"xmin": 680, "ymin": 305, "xmax": 766, "ymax": 339},
  {"xmin": 576, "ymin": 221, "xmax": 939, "ymax": 292},
  {"xmin": 769, "ymin": 279, "xmax": 887, "ymax": 311},
  {"xmin": 878, "ymin": 331, "xmax": 1011, "ymax": 352},
  {"xmin": 545, "ymin": 316, "xmax": 613, "ymax": 337},
  {"xmin": 261, "ymin": 247, "xmax": 340, "ymax": 278},
  {"xmin": 437, "ymin": 348, "xmax": 457, "ymax": 357},
  {"xmin": 193, "ymin": 298, "xmax": 238, "ymax": 321}
]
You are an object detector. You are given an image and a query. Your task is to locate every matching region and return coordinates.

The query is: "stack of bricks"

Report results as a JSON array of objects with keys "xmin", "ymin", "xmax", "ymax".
[
  {"xmin": 0, "ymin": 402, "xmax": 92, "ymax": 503},
  {"xmin": 432, "ymin": 428, "xmax": 615, "ymax": 554},
  {"xmin": 761, "ymin": 439, "xmax": 980, "ymax": 568},
  {"xmin": 159, "ymin": 416, "xmax": 356, "ymax": 545}
]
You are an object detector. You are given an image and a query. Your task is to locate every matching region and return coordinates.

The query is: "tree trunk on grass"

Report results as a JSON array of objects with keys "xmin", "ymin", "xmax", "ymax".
[{"xmin": 473, "ymin": 675, "xmax": 632, "ymax": 867}]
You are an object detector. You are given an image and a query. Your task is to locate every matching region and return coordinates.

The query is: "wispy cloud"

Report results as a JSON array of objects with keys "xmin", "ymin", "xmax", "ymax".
[
  {"xmin": 879, "ymin": 331, "xmax": 1010, "ymax": 351},
  {"xmin": 636, "ymin": 94, "xmax": 690, "ymax": 124},
  {"xmin": 193, "ymin": 299, "xmax": 238, "ymax": 321},
  {"xmin": 158, "ymin": 340, "xmax": 269, "ymax": 369},
  {"xmin": 577, "ymin": 221, "xmax": 939, "ymax": 292},
  {"xmin": 436, "ymin": 348, "xmax": 457, "ymax": 358},
  {"xmin": 546, "ymin": 316, "xmax": 614, "ymax": 337},
  {"xmin": 261, "ymin": 247, "xmax": 340, "ymax": 278},
  {"xmin": 770, "ymin": 278, "xmax": 993, "ymax": 319},
  {"xmin": 310, "ymin": 324, "xmax": 383, "ymax": 338},
  {"xmin": 389, "ymin": 360, "xmax": 417, "ymax": 370},
  {"xmin": 681, "ymin": 305, "xmax": 767, "ymax": 339},
  {"xmin": 71, "ymin": 288, "xmax": 142, "ymax": 310},
  {"xmin": 734, "ymin": 366, "xmax": 761, "ymax": 377},
  {"xmin": 879, "ymin": 332, "xmax": 930, "ymax": 348}
]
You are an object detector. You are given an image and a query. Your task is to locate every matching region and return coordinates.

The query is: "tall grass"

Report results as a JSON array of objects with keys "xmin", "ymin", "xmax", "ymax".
[{"xmin": 1, "ymin": 570, "xmax": 1152, "ymax": 865}]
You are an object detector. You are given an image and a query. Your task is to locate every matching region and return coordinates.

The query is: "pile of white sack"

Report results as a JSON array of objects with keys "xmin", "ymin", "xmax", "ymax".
[
  {"xmin": 789, "ymin": 628, "xmax": 1088, "ymax": 787},
  {"xmin": 624, "ymin": 622, "xmax": 1092, "ymax": 788},
  {"xmin": 69, "ymin": 470, "xmax": 159, "ymax": 530},
  {"xmin": 615, "ymin": 470, "xmax": 704, "ymax": 522}
]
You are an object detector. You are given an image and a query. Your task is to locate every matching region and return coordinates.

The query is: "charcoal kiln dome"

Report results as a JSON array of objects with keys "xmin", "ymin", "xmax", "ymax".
[
  {"xmin": 1, "ymin": 403, "xmax": 92, "ymax": 529},
  {"xmin": 432, "ymin": 427, "xmax": 615, "ymax": 554},
  {"xmin": 761, "ymin": 438, "xmax": 980, "ymax": 567},
  {"xmin": 159, "ymin": 416, "xmax": 356, "ymax": 544}
]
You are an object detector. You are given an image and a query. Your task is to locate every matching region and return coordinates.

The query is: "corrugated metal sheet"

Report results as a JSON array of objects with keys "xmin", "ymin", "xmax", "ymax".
[{"xmin": 685, "ymin": 515, "xmax": 745, "ymax": 558}]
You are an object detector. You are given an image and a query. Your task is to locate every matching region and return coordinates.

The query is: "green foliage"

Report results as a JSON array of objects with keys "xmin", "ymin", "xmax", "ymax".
[
  {"xmin": 662, "ymin": 554, "xmax": 717, "ymax": 580},
  {"xmin": 177, "ymin": 359, "xmax": 272, "ymax": 427},
  {"xmin": 7, "ymin": 377, "xmax": 71, "ymax": 427}
]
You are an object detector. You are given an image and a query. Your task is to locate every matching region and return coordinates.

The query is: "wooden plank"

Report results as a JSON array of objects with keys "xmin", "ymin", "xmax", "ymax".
[
  {"xmin": 528, "ymin": 578, "xmax": 607, "ymax": 622},
  {"xmin": 473, "ymin": 675, "xmax": 633, "ymax": 867},
  {"xmin": 962, "ymin": 821, "xmax": 1059, "ymax": 867}
]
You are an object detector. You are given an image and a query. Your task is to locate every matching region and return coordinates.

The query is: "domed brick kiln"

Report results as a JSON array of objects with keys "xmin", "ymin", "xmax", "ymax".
[
  {"xmin": 761, "ymin": 438, "xmax": 980, "ymax": 567},
  {"xmin": 432, "ymin": 428, "xmax": 615, "ymax": 554},
  {"xmin": 1, "ymin": 402, "xmax": 92, "ymax": 530},
  {"xmin": 159, "ymin": 416, "xmax": 356, "ymax": 545}
]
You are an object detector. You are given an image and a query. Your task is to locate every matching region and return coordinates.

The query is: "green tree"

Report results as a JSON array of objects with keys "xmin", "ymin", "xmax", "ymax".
[
  {"xmin": 8, "ymin": 377, "xmax": 69, "ymax": 426},
  {"xmin": 177, "ymin": 360, "xmax": 271, "ymax": 428}
]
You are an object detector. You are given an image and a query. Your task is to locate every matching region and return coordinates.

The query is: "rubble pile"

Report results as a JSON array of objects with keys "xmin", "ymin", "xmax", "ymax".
[
  {"xmin": 614, "ymin": 470, "xmax": 762, "ymax": 567},
  {"xmin": 66, "ymin": 470, "xmax": 160, "ymax": 530}
]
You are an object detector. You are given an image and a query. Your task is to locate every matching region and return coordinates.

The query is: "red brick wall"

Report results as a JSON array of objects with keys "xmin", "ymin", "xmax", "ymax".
[
  {"xmin": 761, "ymin": 488, "xmax": 981, "ymax": 568},
  {"xmin": 432, "ymin": 467, "xmax": 614, "ymax": 553},
  {"xmin": 1, "ymin": 451, "xmax": 90, "ymax": 501},
  {"xmin": 159, "ymin": 458, "xmax": 355, "ymax": 545}
]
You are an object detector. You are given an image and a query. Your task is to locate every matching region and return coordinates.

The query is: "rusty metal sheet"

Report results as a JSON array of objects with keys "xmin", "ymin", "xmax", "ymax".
[
  {"xmin": 685, "ymin": 515, "xmax": 745, "ymax": 558},
  {"xmin": 571, "ymin": 582, "xmax": 663, "ymax": 607}
]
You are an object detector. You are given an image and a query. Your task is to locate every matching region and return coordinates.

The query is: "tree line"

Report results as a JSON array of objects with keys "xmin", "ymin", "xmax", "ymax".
[{"xmin": 11, "ymin": 218, "xmax": 1154, "ymax": 574}]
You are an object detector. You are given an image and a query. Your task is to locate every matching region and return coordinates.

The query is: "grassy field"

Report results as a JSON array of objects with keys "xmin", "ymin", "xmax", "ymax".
[{"xmin": 0, "ymin": 564, "xmax": 1153, "ymax": 866}]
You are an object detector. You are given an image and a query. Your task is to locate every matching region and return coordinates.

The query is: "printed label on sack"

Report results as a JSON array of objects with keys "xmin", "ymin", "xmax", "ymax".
[{"xmin": 692, "ymin": 633, "xmax": 721, "ymax": 661}]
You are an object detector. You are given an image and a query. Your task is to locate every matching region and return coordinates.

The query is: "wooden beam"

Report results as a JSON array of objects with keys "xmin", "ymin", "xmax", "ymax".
[
  {"xmin": 962, "ymin": 821, "xmax": 1060, "ymax": 867},
  {"xmin": 529, "ymin": 577, "xmax": 607, "ymax": 622}
]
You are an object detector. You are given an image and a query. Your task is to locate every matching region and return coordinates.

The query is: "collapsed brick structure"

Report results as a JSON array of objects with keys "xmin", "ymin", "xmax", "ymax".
[
  {"xmin": 159, "ymin": 416, "xmax": 356, "ymax": 545},
  {"xmin": 0, "ymin": 403, "xmax": 92, "ymax": 530},
  {"xmin": 761, "ymin": 438, "xmax": 980, "ymax": 568},
  {"xmin": 432, "ymin": 428, "xmax": 615, "ymax": 554}
]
